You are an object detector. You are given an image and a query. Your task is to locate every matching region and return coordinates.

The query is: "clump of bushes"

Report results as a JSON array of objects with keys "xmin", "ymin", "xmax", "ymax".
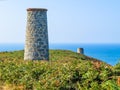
[{"xmin": 0, "ymin": 50, "xmax": 120, "ymax": 90}]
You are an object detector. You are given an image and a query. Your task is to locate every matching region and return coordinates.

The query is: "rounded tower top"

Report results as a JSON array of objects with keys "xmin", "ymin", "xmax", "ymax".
[{"xmin": 27, "ymin": 8, "xmax": 47, "ymax": 11}]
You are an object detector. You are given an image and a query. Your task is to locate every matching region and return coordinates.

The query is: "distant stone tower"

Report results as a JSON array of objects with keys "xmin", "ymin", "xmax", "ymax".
[{"xmin": 24, "ymin": 8, "xmax": 49, "ymax": 60}]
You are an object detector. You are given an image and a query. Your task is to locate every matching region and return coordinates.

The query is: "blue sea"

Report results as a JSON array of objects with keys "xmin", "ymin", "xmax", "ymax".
[{"xmin": 0, "ymin": 43, "xmax": 120, "ymax": 66}]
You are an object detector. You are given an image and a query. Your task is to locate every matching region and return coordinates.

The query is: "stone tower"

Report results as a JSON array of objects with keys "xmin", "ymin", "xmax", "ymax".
[{"xmin": 24, "ymin": 8, "xmax": 49, "ymax": 60}]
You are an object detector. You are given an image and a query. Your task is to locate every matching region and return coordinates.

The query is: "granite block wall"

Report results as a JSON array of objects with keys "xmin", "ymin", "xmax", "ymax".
[{"xmin": 24, "ymin": 8, "xmax": 49, "ymax": 60}]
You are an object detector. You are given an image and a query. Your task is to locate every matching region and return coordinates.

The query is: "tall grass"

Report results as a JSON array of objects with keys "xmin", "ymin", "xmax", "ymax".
[{"xmin": 0, "ymin": 50, "xmax": 120, "ymax": 90}]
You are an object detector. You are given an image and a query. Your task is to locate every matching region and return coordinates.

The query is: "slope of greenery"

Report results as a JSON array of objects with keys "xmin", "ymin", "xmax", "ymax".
[{"xmin": 0, "ymin": 50, "xmax": 120, "ymax": 90}]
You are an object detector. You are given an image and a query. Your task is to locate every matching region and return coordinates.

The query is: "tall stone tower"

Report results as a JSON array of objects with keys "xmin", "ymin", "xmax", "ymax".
[{"xmin": 24, "ymin": 8, "xmax": 49, "ymax": 60}]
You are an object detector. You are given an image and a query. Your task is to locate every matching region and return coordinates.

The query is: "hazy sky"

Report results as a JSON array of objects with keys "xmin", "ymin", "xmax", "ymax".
[{"xmin": 0, "ymin": 0, "xmax": 120, "ymax": 44}]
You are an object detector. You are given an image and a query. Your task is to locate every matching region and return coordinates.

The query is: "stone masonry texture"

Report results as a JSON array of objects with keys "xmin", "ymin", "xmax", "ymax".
[{"xmin": 24, "ymin": 8, "xmax": 49, "ymax": 60}]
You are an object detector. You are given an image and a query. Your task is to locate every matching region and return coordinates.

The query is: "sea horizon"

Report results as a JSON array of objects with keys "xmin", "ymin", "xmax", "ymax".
[{"xmin": 0, "ymin": 43, "xmax": 120, "ymax": 66}]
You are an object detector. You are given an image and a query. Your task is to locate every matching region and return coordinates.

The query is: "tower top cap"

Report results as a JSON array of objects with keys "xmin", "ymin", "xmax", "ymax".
[{"xmin": 27, "ymin": 8, "xmax": 47, "ymax": 11}]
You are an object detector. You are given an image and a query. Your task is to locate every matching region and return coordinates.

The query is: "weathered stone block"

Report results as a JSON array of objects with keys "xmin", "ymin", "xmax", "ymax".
[{"xmin": 24, "ymin": 8, "xmax": 49, "ymax": 60}]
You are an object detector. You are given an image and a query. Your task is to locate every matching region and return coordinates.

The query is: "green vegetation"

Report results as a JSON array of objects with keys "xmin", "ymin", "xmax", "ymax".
[{"xmin": 0, "ymin": 50, "xmax": 120, "ymax": 90}]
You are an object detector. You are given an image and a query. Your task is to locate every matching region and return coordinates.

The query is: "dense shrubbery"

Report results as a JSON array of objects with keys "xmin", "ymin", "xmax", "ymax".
[{"xmin": 0, "ymin": 50, "xmax": 120, "ymax": 90}]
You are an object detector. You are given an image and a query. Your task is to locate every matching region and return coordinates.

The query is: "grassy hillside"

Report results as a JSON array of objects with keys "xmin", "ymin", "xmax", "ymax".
[{"xmin": 0, "ymin": 50, "xmax": 120, "ymax": 90}]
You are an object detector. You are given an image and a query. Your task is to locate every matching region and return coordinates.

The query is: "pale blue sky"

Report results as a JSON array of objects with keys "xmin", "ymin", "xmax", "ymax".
[{"xmin": 0, "ymin": 0, "xmax": 120, "ymax": 44}]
